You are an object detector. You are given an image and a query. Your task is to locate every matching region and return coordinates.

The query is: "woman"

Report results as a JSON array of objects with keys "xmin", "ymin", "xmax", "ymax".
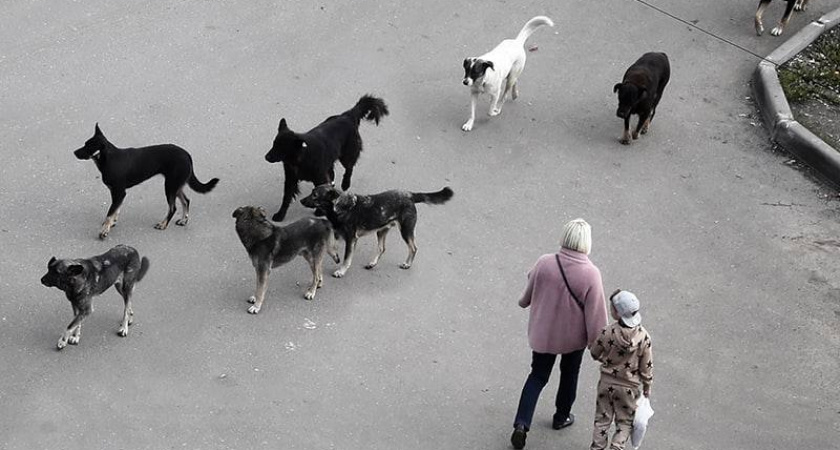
[{"xmin": 511, "ymin": 218, "xmax": 608, "ymax": 450}]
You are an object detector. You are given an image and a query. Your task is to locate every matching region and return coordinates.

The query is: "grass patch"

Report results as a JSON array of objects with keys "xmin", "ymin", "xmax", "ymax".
[{"xmin": 778, "ymin": 26, "xmax": 840, "ymax": 105}]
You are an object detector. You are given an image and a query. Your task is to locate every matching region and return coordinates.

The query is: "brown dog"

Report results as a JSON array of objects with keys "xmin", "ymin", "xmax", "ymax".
[
  {"xmin": 232, "ymin": 206, "xmax": 339, "ymax": 314},
  {"xmin": 613, "ymin": 52, "xmax": 670, "ymax": 145},
  {"xmin": 755, "ymin": 0, "xmax": 811, "ymax": 36}
]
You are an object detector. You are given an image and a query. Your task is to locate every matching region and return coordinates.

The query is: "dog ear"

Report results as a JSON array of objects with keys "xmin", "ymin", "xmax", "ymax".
[
  {"xmin": 613, "ymin": 83, "xmax": 623, "ymax": 93},
  {"xmin": 483, "ymin": 61, "xmax": 494, "ymax": 71},
  {"xmin": 232, "ymin": 207, "xmax": 243, "ymax": 218},
  {"xmin": 48, "ymin": 256, "xmax": 56, "ymax": 265},
  {"xmin": 67, "ymin": 264, "xmax": 84, "ymax": 276},
  {"xmin": 94, "ymin": 123, "xmax": 103, "ymax": 136},
  {"xmin": 463, "ymin": 58, "xmax": 473, "ymax": 70},
  {"xmin": 278, "ymin": 118, "xmax": 287, "ymax": 131}
]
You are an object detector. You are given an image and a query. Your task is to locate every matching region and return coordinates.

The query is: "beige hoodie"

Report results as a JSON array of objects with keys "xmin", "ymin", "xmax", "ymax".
[{"xmin": 590, "ymin": 321, "xmax": 653, "ymax": 395}]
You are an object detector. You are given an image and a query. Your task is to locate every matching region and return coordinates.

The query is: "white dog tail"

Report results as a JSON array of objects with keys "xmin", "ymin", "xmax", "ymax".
[{"xmin": 515, "ymin": 15, "xmax": 554, "ymax": 44}]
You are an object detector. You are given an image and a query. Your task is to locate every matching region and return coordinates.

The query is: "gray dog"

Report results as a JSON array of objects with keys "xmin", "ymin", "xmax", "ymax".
[
  {"xmin": 41, "ymin": 245, "xmax": 150, "ymax": 350},
  {"xmin": 233, "ymin": 206, "xmax": 339, "ymax": 314}
]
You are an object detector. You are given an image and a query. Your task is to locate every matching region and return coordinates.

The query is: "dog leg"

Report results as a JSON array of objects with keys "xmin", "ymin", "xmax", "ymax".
[
  {"xmin": 303, "ymin": 253, "xmax": 320, "ymax": 300},
  {"xmin": 462, "ymin": 92, "xmax": 478, "ymax": 131},
  {"xmin": 489, "ymin": 88, "xmax": 503, "ymax": 117},
  {"xmin": 155, "ymin": 188, "xmax": 178, "ymax": 230},
  {"xmin": 175, "ymin": 189, "xmax": 191, "ymax": 226},
  {"xmin": 247, "ymin": 266, "xmax": 270, "ymax": 314},
  {"xmin": 365, "ymin": 228, "xmax": 390, "ymax": 270},
  {"xmin": 100, "ymin": 190, "xmax": 126, "ymax": 239},
  {"xmin": 511, "ymin": 82, "xmax": 520, "ymax": 100},
  {"xmin": 67, "ymin": 305, "xmax": 82, "ymax": 345},
  {"xmin": 772, "ymin": 0, "xmax": 797, "ymax": 36},
  {"xmin": 59, "ymin": 309, "xmax": 89, "ymax": 350},
  {"xmin": 273, "ymin": 175, "xmax": 299, "ymax": 222},
  {"xmin": 620, "ymin": 117, "xmax": 632, "ymax": 145},
  {"xmin": 755, "ymin": 0, "xmax": 771, "ymax": 35},
  {"xmin": 118, "ymin": 283, "xmax": 133, "ymax": 337},
  {"xmin": 400, "ymin": 235, "xmax": 418, "ymax": 270},
  {"xmin": 633, "ymin": 112, "xmax": 650, "ymax": 140},
  {"xmin": 795, "ymin": 0, "xmax": 809, "ymax": 11},
  {"xmin": 333, "ymin": 238, "xmax": 357, "ymax": 278},
  {"xmin": 640, "ymin": 115, "xmax": 652, "ymax": 135}
]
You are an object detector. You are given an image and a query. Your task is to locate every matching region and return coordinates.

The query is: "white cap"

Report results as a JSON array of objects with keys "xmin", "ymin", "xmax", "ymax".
[{"xmin": 612, "ymin": 290, "xmax": 641, "ymax": 327}]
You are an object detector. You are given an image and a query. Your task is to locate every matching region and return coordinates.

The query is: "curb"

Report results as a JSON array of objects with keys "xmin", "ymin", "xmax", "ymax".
[{"xmin": 752, "ymin": 7, "xmax": 840, "ymax": 187}]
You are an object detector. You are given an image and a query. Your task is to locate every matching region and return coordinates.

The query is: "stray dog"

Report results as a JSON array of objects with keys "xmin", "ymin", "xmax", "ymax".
[
  {"xmin": 265, "ymin": 95, "xmax": 389, "ymax": 222},
  {"xmin": 233, "ymin": 206, "xmax": 340, "ymax": 314},
  {"xmin": 613, "ymin": 52, "xmax": 670, "ymax": 145},
  {"xmin": 74, "ymin": 124, "xmax": 220, "ymax": 239},
  {"xmin": 300, "ymin": 185, "xmax": 453, "ymax": 277},
  {"xmin": 755, "ymin": 0, "xmax": 810, "ymax": 36},
  {"xmin": 461, "ymin": 15, "xmax": 554, "ymax": 131},
  {"xmin": 40, "ymin": 245, "xmax": 150, "ymax": 350}
]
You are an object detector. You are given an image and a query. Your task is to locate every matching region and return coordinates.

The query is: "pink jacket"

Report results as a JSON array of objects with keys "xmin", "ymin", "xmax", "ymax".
[{"xmin": 518, "ymin": 248, "xmax": 608, "ymax": 355}]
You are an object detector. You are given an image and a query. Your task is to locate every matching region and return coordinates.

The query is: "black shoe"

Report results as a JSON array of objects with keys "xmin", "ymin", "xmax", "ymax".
[
  {"xmin": 510, "ymin": 425, "xmax": 527, "ymax": 449},
  {"xmin": 552, "ymin": 413, "xmax": 575, "ymax": 430}
]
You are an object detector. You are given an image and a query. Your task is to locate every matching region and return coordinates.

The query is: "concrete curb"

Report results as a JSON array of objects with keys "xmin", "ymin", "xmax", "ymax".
[{"xmin": 752, "ymin": 7, "xmax": 840, "ymax": 187}]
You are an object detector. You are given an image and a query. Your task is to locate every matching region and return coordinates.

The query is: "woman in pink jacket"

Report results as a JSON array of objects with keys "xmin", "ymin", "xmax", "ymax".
[{"xmin": 511, "ymin": 218, "xmax": 608, "ymax": 450}]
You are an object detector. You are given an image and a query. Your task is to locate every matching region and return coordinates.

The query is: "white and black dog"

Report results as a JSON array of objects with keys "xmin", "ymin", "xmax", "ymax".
[{"xmin": 461, "ymin": 15, "xmax": 554, "ymax": 132}]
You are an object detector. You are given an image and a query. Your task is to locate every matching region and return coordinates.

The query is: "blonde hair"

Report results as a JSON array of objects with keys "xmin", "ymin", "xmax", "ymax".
[{"xmin": 561, "ymin": 218, "xmax": 592, "ymax": 255}]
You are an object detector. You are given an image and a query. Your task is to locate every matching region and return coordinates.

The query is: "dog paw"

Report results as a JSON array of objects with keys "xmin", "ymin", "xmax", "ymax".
[
  {"xmin": 770, "ymin": 26, "xmax": 784, "ymax": 36},
  {"xmin": 399, "ymin": 263, "xmax": 412, "ymax": 270},
  {"xmin": 247, "ymin": 305, "xmax": 260, "ymax": 314},
  {"xmin": 117, "ymin": 327, "xmax": 128, "ymax": 337},
  {"xmin": 461, "ymin": 121, "xmax": 474, "ymax": 132},
  {"xmin": 154, "ymin": 222, "xmax": 168, "ymax": 230},
  {"xmin": 364, "ymin": 263, "xmax": 377, "ymax": 270},
  {"xmin": 795, "ymin": 1, "xmax": 807, "ymax": 11},
  {"xmin": 755, "ymin": 20, "xmax": 764, "ymax": 36},
  {"xmin": 631, "ymin": 131, "xmax": 640, "ymax": 140},
  {"xmin": 99, "ymin": 230, "xmax": 109, "ymax": 239},
  {"xmin": 488, "ymin": 108, "xmax": 501, "ymax": 117},
  {"xmin": 175, "ymin": 219, "xmax": 188, "ymax": 226},
  {"xmin": 332, "ymin": 269, "xmax": 346, "ymax": 278},
  {"xmin": 620, "ymin": 138, "xmax": 631, "ymax": 145},
  {"xmin": 247, "ymin": 296, "xmax": 256, "ymax": 304},
  {"xmin": 640, "ymin": 126, "xmax": 649, "ymax": 135},
  {"xmin": 57, "ymin": 338, "xmax": 68, "ymax": 350},
  {"xmin": 304, "ymin": 290, "xmax": 316, "ymax": 300},
  {"xmin": 68, "ymin": 335, "xmax": 80, "ymax": 345}
]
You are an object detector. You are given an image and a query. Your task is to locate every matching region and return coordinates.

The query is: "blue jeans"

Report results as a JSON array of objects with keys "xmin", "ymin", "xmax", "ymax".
[{"xmin": 513, "ymin": 349, "xmax": 585, "ymax": 430}]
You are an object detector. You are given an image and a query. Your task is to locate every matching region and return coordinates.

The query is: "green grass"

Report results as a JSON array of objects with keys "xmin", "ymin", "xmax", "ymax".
[{"xmin": 778, "ymin": 27, "xmax": 840, "ymax": 105}]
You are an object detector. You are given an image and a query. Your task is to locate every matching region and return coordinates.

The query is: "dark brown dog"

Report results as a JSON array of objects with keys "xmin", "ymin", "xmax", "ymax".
[
  {"xmin": 233, "ymin": 206, "xmax": 339, "ymax": 314},
  {"xmin": 613, "ymin": 52, "xmax": 670, "ymax": 145},
  {"xmin": 755, "ymin": 0, "xmax": 811, "ymax": 36},
  {"xmin": 41, "ymin": 245, "xmax": 150, "ymax": 350}
]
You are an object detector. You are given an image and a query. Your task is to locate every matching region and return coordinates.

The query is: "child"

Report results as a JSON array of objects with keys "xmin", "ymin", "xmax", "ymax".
[{"xmin": 589, "ymin": 290, "xmax": 653, "ymax": 450}]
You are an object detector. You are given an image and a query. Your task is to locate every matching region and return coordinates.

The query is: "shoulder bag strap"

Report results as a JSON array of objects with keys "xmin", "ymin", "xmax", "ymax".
[{"xmin": 555, "ymin": 254, "xmax": 585, "ymax": 311}]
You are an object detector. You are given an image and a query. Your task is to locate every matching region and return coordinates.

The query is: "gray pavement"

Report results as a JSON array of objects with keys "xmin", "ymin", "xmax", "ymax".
[{"xmin": 1, "ymin": 1, "xmax": 839, "ymax": 449}]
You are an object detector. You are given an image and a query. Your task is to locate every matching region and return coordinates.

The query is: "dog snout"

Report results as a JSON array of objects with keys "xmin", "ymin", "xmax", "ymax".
[
  {"xmin": 463, "ymin": 78, "xmax": 472, "ymax": 86},
  {"xmin": 265, "ymin": 151, "xmax": 278, "ymax": 163},
  {"xmin": 73, "ymin": 148, "xmax": 88, "ymax": 159}
]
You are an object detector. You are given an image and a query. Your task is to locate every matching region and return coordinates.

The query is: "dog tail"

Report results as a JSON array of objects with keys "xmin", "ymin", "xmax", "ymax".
[
  {"xmin": 350, "ymin": 95, "xmax": 389, "ymax": 126},
  {"xmin": 137, "ymin": 257, "xmax": 151, "ymax": 283},
  {"xmin": 515, "ymin": 15, "xmax": 554, "ymax": 44},
  {"xmin": 188, "ymin": 172, "xmax": 220, "ymax": 194},
  {"xmin": 411, "ymin": 187, "xmax": 454, "ymax": 205}
]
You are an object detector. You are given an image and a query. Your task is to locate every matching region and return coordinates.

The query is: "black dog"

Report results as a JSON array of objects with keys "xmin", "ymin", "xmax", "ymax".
[
  {"xmin": 755, "ymin": 0, "xmax": 810, "ymax": 36},
  {"xmin": 264, "ymin": 95, "xmax": 389, "ymax": 222},
  {"xmin": 233, "ymin": 206, "xmax": 340, "ymax": 314},
  {"xmin": 300, "ymin": 185, "xmax": 453, "ymax": 278},
  {"xmin": 74, "ymin": 124, "xmax": 220, "ymax": 239},
  {"xmin": 41, "ymin": 245, "xmax": 150, "ymax": 350},
  {"xmin": 613, "ymin": 52, "xmax": 670, "ymax": 145}
]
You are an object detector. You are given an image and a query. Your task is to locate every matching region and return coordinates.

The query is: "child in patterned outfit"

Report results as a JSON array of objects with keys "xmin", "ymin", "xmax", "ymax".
[{"xmin": 589, "ymin": 290, "xmax": 653, "ymax": 450}]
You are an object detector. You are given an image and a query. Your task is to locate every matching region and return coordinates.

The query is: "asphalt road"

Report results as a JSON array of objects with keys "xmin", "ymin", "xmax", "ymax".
[{"xmin": 1, "ymin": 1, "xmax": 839, "ymax": 449}]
